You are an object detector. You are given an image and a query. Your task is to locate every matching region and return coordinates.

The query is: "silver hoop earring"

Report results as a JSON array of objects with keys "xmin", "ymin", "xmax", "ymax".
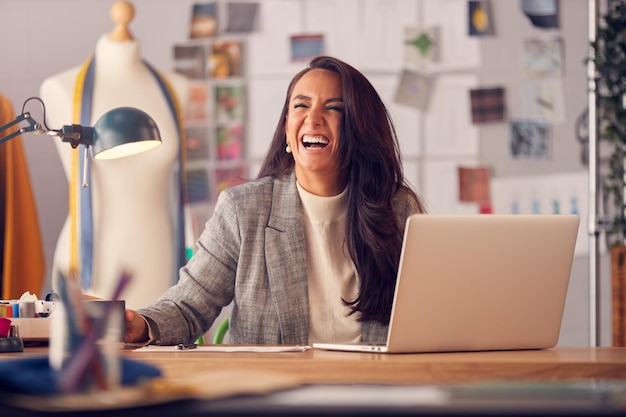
[{"xmin": 286, "ymin": 144, "xmax": 292, "ymax": 153}]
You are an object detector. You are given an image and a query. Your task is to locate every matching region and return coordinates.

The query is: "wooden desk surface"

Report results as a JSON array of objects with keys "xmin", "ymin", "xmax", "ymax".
[
  {"xmin": 7, "ymin": 346, "xmax": 626, "ymax": 384},
  {"xmin": 3, "ymin": 346, "xmax": 626, "ymax": 415},
  {"xmin": 127, "ymin": 346, "xmax": 626, "ymax": 384}
]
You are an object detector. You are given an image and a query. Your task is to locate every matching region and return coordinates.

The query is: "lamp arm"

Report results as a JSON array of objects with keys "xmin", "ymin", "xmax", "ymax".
[
  {"xmin": 0, "ymin": 112, "xmax": 44, "ymax": 145},
  {"xmin": 0, "ymin": 97, "xmax": 94, "ymax": 151},
  {"xmin": 0, "ymin": 114, "xmax": 95, "ymax": 150},
  {"xmin": 1, "ymin": 98, "xmax": 160, "ymax": 163}
]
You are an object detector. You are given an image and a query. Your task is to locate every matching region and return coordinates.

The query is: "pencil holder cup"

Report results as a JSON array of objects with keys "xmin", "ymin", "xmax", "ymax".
[{"xmin": 49, "ymin": 299, "xmax": 126, "ymax": 394}]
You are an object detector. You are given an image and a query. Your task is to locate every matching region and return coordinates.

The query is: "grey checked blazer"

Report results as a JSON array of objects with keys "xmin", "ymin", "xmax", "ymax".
[{"xmin": 139, "ymin": 172, "xmax": 420, "ymax": 345}]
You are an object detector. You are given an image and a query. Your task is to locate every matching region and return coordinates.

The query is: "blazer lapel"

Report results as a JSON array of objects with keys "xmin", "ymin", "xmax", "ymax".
[{"xmin": 265, "ymin": 174, "xmax": 310, "ymax": 344}]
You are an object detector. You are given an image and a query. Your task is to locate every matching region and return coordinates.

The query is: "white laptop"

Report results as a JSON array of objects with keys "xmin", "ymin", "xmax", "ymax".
[{"xmin": 313, "ymin": 214, "xmax": 579, "ymax": 354}]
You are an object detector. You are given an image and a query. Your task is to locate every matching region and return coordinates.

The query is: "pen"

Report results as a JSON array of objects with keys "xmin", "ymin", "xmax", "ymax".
[{"xmin": 177, "ymin": 343, "xmax": 197, "ymax": 350}]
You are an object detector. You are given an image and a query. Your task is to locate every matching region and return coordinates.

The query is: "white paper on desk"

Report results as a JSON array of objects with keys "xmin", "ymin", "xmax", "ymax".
[
  {"xmin": 268, "ymin": 385, "xmax": 450, "ymax": 407},
  {"xmin": 133, "ymin": 345, "xmax": 311, "ymax": 353}
]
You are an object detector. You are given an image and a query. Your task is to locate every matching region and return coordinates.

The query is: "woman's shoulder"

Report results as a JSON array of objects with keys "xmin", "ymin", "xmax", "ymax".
[
  {"xmin": 218, "ymin": 174, "xmax": 296, "ymax": 207},
  {"xmin": 225, "ymin": 175, "xmax": 274, "ymax": 195},
  {"xmin": 213, "ymin": 173, "xmax": 298, "ymax": 227},
  {"xmin": 217, "ymin": 176, "xmax": 273, "ymax": 210},
  {"xmin": 223, "ymin": 174, "xmax": 294, "ymax": 196}
]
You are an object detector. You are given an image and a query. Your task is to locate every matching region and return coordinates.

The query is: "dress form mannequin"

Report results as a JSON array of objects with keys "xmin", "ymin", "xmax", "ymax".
[{"xmin": 40, "ymin": 1, "xmax": 189, "ymax": 309}]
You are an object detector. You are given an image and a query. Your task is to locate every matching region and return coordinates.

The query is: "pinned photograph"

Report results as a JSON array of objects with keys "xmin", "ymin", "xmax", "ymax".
[
  {"xmin": 468, "ymin": 0, "xmax": 494, "ymax": 36},
  {"xmin": 225, "ymin": 2, "xmax": 259, "ymax": 33},
  {"xmin": 522, "ymin": 38, "xmax": 564, "ymax": 78},
  {"xmin": 185, "ymin": 82, "xmax": 209, "ymax": 123},
  {"xmin": 510, "ymin": 120, "xmax": 551, "ymax": 160},
  {"xmin": 189, "ymin": 3, "xmax": 219, "ymax": 38},
  {"xmin": 404, "ymin": 26, "xmax": 440, "ymax": 66},
  {"xmin": 458, "ymin": 166, "xmax": 491, "ymax": 203},
  {"xmin": 185, "ymin": 126, "xmax": 211, "ymax": 162},
  {"xmin": 216, "ymin": 124, "xmax": 244, "ymax": 161},
  {"xmin": 214, "ymin": 84, "xmax": 245, "ymax": 124},
  {"xmin": 173, "ymin": 44, "xmax": 206, "ymax": 80},
  {"xmin": 290, "ymin": 34, "xmax": 325, "ymax": 62},
  {"xmin": 521, "ymin": 79, "xmax": 566, "ymax": 124},
  {"xmin": 208, "ymin": 40, "xmax": 244, "ymax": 78},
  {"xmin": 394, "ymin": 70, "xmax": 434, "ymax": 112},
  {"xmin": 185, "ymin": 168, "xmax": 211, "ymax": 204},
  {"xmin": 469, "ymin": 87, "xmax": 506, "ymax": 124}
]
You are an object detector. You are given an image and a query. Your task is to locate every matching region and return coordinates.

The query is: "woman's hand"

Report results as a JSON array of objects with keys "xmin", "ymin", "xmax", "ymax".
[{"xmin": 124, "ymin": 309, "xmax": 149, "ymax": 343}]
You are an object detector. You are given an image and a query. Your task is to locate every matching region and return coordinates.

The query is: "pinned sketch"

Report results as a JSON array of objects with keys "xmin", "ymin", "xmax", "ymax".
[
  {"xmin": 522, "ymin": 38, "xmax": 564, "ymax": 78},
  {"xmin": 521, "ymin": 79, "xmax": 566, "ymax": 124},
  {"xmin": 173, "ymin": 44, "xmax": 206, "ymax": 79},
  {"xmin": 214, "ymin": 84, "xmax": 245, "ymax": 124},
  {"xmin": 189, "ymin": 3, "xmax": 218, "ymax": 38},
  {"xmin": 208, "ymin": 40, "xmax": 244, "ymax": 78},
  {"xmin": 394, "ymin": 70, "xmax": 434, "ymax": 112},
  {"xmin": 458, "ymin": 166, "xmax": 491, "ymax": 203},
  {"xmin": 510, "ymin": 119, "xmax": 551, "ymax": 160},
  {"xmin": 521, "ymin": 0, "xmax": 558, "ymax": 29},
  {"xmin": 469, "ymin": 87, "xmax": 506, "ymax": 124},
  {"xmin": 468, "ymin": 0, "xmax": 494, "ymax": 36},
  {"xmin": 216, "ymin": 124, "xmax": 244, "ymax": 161},
  {"xmin": 404, "ymin": 26, "xmax": 440, "ymax": 66},
  {"xmin": 225, "ymin": 2, "xmax": 259, "ymax": 33},
  {"xmin": 185, "ymin": 126, "xmax": 211, "ymax": 161},
  {"xmin": 290, "ymin": 34, "xmax": 325, "ymax": 62},
  {"xmin": 186, "ymin": 168, "xmax": 211, "ymax": 204},
  {"xmin": 185, "ymin": 83, "xmax": 209, "ymax": 123}
]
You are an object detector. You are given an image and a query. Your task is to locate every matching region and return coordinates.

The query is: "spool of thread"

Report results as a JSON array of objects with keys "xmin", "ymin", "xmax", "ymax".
[
  {"xmin": 9, "ymin": 325, "xmax": 19, "ymax": 338},
  {"xmin": 0, "ymin": 317, "xmax": 11, "ymax": 337},
  {"xmin": 19, "ymin": 301, "xmax": 36, "ymax": 318}
]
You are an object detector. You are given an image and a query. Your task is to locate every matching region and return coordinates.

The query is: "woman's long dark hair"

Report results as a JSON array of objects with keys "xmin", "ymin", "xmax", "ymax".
[{"xmin": 257, "ymin": 56, "xmax": 425, "ymax": 324}]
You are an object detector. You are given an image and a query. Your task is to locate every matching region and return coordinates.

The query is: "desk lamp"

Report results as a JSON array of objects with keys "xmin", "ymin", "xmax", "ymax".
[
  {"xmin": 0, "ymin": 97, "xmax": 161, "ymax": 183},
  {"xmin": 0, "ymin": 97, "xmax": 160, "ymax": 364}
]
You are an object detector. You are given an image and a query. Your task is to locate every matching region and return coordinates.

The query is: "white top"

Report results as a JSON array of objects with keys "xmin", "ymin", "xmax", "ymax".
[
  {"xmin": 296, "ymin": 182, "xmax": 361, "ymax": 344},
  {"xmin": 40, "ymin": 34, "xmax": 189, "ymax": 309}
]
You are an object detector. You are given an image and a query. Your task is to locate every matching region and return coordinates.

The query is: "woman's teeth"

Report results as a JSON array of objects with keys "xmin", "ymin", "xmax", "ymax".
[{"xmin": 302, "ymin": 135, "xmax": 328, "ymax": 148}]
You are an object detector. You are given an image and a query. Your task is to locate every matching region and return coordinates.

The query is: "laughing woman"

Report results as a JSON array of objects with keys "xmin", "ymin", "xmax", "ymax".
[{"xmin": 125, "ymin": 56, "xmax": 426, "ymax": 346}]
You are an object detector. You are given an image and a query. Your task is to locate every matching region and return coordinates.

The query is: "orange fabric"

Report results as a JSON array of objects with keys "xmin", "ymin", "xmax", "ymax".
[{"xmin": 0, "ymin": 93, "xmax": 45, "ymax": 299}]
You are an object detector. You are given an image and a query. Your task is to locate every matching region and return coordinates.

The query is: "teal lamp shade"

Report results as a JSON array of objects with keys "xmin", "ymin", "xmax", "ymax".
[{"xmin": 92, "ymin": 107, "xmax": 161, "ymax": 160}]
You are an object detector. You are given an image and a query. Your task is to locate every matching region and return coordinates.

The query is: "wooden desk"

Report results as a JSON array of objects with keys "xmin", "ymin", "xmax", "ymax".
[
  {"xmin": 124, "ymin": 346, "xmax": 626, "ymax": 384},
  {"xmin": 7, "ymin": 345, "xmax": 626, "ymax": 383},
  {"xmin": 3, "ymin": 346, "xmax": 626, "ymax": 416}
]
